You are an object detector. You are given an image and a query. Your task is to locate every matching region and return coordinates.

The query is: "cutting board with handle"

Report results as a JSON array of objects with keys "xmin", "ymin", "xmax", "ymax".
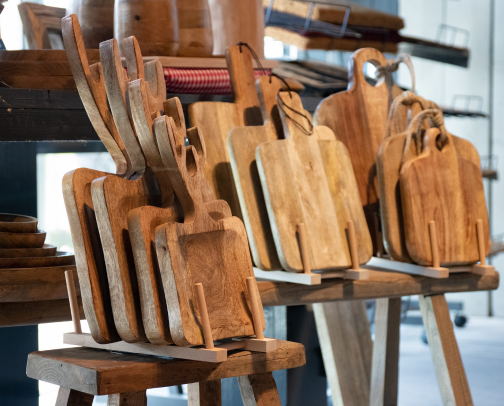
[
  {"xmin": 189, "ymin": 44, "xmax": 264, "ymax": 218},
  {"xmin": 62, "ymin": 14, "xmax": 127, "ymax": 344},
  {"xmin": 227, "ymin": 75, "xmax": 287, "ymax": 271},
  {"xmin": 154, "ymin": 115, "xmax": 262, "ymax": 346},
  {"xmin": 400, "ymin": 109, "xmax": 489, "ymax": 266},
  {"xmin": 91, "ymin": 37, "xmax": 170, "ymax": 343},
  {"xmin": 257, "ymin": 91, "xmax": 372, "ymax": 272},
  {"xmin": 128, "ymin": 85, "xmax": 231, "ymax": 345},
  {"xmin": 377, "ymin": 92, "xmax": 486, "ymax": 263},
  {"xmin": 314, "ymin": 48, "xmax": 407, "ymax": 253}
]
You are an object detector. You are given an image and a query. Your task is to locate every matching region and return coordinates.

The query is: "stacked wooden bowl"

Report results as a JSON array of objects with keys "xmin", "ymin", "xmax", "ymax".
[{"xmin": 0, "ymin": 214, "xmax": 77, "ymax": 306}]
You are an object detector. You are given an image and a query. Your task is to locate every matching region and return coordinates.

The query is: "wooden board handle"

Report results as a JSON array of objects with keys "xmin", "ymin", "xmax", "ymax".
[
  {"xmin": 65, "ymin": 269, "xmax": 82, "ymax": 334},
  {"xmin": 476, "ymin": 219, "xmax": 486, "ymax": 266},
  {"xmin": 195, "ymin": 283, "xmax": 214, "ymax": 349},
  {"xmin": 246, "ymin": 277, "xmax": 264, "ymax": 340}
]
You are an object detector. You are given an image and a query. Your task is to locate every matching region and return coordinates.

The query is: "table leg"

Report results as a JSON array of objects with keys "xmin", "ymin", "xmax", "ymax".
[
  {"xmin": 238, "ymin": 372, "xmax": 281, "ymax": 406},
  {"xmin": 55, "ymin": 387, "xmax": 93, "ymax": 406},
  {"xmin": 369, "ymin": 297, "xmax": 401, "ymax": 406},
  {"xmin": 188, "ymin": 380, "xmax": 222, "ymax": 405},
  {"xmin": 107, "ymin": 391, "xmax": 147, "ymax": 406},
  {"xmin": 313, "ymin": 300, "xmax": 372, "ymax": 406},
  {"xmin": 419, "ymin": 294, "xmax": 473, "ymax": 406}
]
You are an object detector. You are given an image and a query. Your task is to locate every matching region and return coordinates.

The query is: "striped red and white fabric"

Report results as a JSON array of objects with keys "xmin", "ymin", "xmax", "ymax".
[{"xmin": 163, "ymin": 68, "xmax": 270, "ymax": 95}]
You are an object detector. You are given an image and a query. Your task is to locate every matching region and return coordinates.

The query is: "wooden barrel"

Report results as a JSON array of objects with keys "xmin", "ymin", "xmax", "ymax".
[
  {"xmin": 68, "ymin": 0, "xmax": 115, "ymax": 49},
  {"xmin": 177, "ymin": 0, "xmax": 213, "ymax": 56},
  {"xmin": 115, "ymin": 0, "xmax": 179, "ymax": 56},
  {"xmin": 208, "ymin": 0, "xmax": 264, "ymax": 58}
]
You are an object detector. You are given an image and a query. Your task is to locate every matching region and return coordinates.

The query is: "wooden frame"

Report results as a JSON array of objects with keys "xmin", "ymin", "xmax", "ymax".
[{"xmin": 18, "ymin": 2, "xmax": 66, "ymax": 50}]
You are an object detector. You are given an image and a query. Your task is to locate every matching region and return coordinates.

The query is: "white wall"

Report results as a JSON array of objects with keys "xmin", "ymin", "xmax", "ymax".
[{"xmin": 398, "ymin": 0, "xmax": 503, "ymax": 317}]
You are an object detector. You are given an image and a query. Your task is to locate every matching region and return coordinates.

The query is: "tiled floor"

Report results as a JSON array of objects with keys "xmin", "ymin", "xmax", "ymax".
[{"xmin": 398, "ymin": 316, "xmax": 504, "ymax": 406}]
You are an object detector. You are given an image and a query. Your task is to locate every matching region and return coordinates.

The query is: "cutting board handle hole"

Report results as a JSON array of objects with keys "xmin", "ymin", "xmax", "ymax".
[{"xmin": 362, "ymin": 60, "xmax": 384, "ymax": 87}]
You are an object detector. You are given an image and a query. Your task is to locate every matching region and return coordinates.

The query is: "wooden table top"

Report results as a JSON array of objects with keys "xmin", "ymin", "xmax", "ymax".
[{"xmin": 0, "ymin": 269, "xmax": 498, "ymax": 327}]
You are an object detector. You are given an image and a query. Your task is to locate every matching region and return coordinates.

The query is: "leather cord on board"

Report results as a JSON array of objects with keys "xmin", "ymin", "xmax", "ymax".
[{"xmin": 277, "ymin": 90, "xmax": 314, "ymax": 135}]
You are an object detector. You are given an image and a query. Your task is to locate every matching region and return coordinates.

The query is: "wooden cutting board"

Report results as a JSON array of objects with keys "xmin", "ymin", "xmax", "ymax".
[
  {"xmin": 256, "ymin": 91, "xmax": 372, "ymax": 272},
  {"xmin": 154, "ymin": 116, "xmax": 262, "ymax": 346},
  {"xmin": 0, "ymin": 244, "xmax": 57, "ymax": 258},
  {"xmin": 227, "ymin": 75, "xmax": 286, "ymax": 271},
  {"xmin": 314, "ymin": 48, "xmax": 404, "ymax": 252},
  {"xmin": 377, "ymin": 93, "xmax": 486, "ymax": 263},
  {"xmin": 0, "ymin": 252, "xmax": 74, "ymax": 269},
  {"xmin": 62, "ymin": 15, "xmax": 125, "ymax": 344},
  {"xmin": 400, "ymin": 113, "xmax": 489, "ymax": 266},
  {"xmin": 90, "ymin": 37, "xmax": 169, "ymax": 343},
  {"xmin": 127, "ymin": 85, "xmax": 231, "ymax": 345},
  {"xmin": 189, "ymin": 44, "xmax": 263, "ymax": 218}
]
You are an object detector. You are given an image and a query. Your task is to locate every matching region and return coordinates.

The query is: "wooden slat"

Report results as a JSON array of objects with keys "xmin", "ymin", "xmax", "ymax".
[
  {"xmin": 258, "ymin": 270, "xmax": 499, "ymax": 307},
  {"xmin": 0, "ymin": 297, "xmax": 85, "ymax": 327},
  {"xmin": 26, "ymin": 340, "xmax": 305, "ymax": 395},
  {"xmin": 107, "ymin": 391, "xmax": 147, "ymax": 406},
  {"xmin": 188, "ymin": 380, "xmax": 222, "ymax": 406},
  {"xmin": 313, "ymin": 301, "xmax": 372, "ymax": 406},
  {"xmin": 369, "ymin": 297, "xmax": 401, "ymax": 406},
  {"xmin": 238, "ymin": 373, "xmax": 281, "ymax": 406},
  {"xmin": 419, "ymin": 294, "xmax": 473, "ymax": 406},
  {"xmin": 55, "ymin": 387, "xmax": 93, "ymax": 406},
  {"xmin": 0, "ymin": 108, "xmax": 98, "ymax": 141},
  {"xmin": 0, "ymin": 89, "xmax": 84, "ymax": 110}
]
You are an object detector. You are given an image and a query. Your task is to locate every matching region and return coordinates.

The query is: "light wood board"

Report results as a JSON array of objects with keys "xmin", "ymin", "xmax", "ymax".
[
  {"xmin": 257, "ymin": 92, "xmax": 372, "ymax": 272},
  {"xmin": 314, "ymin": 48, "xmax": 404, "ymax": 253},
  {"xmin": 189, "ymin": 44, "xmax": 264, "ymax": 218},
  {"xmin": 400, "ymin": 128, "xmax": 490, "ymax": 266}
]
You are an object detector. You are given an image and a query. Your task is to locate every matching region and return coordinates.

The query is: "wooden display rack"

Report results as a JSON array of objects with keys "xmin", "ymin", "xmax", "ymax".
[
  {"xmin": 365, "ymin": 219, "xmax": 495, "ymax": 279},
  {"xmin": 63, "ymin": 271, "xmax": 276, "ymax": 363},
  {"xmin": 254, "ymin": 220, "xmax": 369, "ymax": 285}
]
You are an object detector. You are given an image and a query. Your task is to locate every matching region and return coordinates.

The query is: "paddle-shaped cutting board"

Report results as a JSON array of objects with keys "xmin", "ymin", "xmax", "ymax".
[
  {"xmin": 128, "ymin": 87, "xmax": 232, "ymax": 345},
  {"xmin": 257, "ymin": 91, "xmax": 372, "ymax": 272},
  {"xmin": 227, "ymin": 75, "xmax": 287, "ymax": 271},
  {"xmin": 62, "ymin": 14, "xmax": 129, "ymax": 344},
  {"xmin": 154, "ymin": 116, "xmax": 263, "ymax": 346},
  {"xmin": 314, "ymin": 48, "xmax": 405, "ymax": 252},
  {"xmin": 189, "ymin": 45, "xmax": 263, "ymax": 218},
  {"xmin": 377, "ymin": 93, "xmax": 487, "ymax": 263},
  {"xmin": 400, "ymin": 115, "xmax": 489, "ymax": 266}
]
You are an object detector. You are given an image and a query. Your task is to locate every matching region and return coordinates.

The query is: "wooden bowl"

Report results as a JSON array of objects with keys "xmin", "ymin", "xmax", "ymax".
[
  {"xmin": 0, "ymin": 244, "xmax": 57, "ymax": 258},
  {"xmin": 0, "ymin": 214, "xmax": 38, "ymax": 233},
  {"xmin": 0, "ymin": 252, "xmax": 75, "ymax": 269},
  {"xmin": 0, "ymin": 229, "xmax": 46, "ymax": 249}
]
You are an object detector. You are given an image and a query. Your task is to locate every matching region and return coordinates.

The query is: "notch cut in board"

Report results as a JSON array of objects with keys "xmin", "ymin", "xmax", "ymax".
[{"xmin": 256, "ymin": 91, "xmax": 372, "ymax": 272}]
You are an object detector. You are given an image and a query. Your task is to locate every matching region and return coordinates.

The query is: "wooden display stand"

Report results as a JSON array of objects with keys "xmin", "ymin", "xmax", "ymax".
[
  {"xmin": 254, "ymin": 221, "xmax": 369, "ymax": 285},
  {"xmin": 63, "ymin": 272, "xmax": 276, "ymax": 363},
  {"xmin": 365, "ymin": 220, "xmax": 495, "ymax": 279}
]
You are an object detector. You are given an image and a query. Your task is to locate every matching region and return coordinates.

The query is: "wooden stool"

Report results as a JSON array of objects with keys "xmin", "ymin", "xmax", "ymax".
[{"xmin": 27, "ymin": 339, "xmax": 305, "ymax": 406}]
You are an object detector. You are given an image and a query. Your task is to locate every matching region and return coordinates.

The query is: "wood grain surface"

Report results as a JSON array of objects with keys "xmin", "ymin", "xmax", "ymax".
[
  {"xmin": 189, "ymin": 45, "xmax": 263, "ymax": 218},
  {"xmin": 154, "ymin": 117, "xmax": 263, "ymax": 346},
  {"xmin": 0, "ymin": 251, "xmax": 74, "ymax": 269},
  {"xmin": 400, "ymin": 126, "xmax": 489, "ymax": 266},
  {"xmin": 0, "ymin": 230, "xmax": 46, "ymax": 248},
  {"xmin": 227, "ymin": 75, "xmax": 287, "ymax": 271},
  {"xmin": 314, "ymin": 48, "xmax": 404, "ymax": 253},
  {"xmin": 177, "ymin": 0, "xmax": 213, "ymax": 56},
  {"xmin": 257, "ymin": 92, "xmax": 371, "ymax": 272},
  {"xmin": 0, "ymin": 214, "xmax": 38, "ymax": 233},
  {"xmin": 63, "ymin": 168, "xmax": 120, "ymax": 344},
  {"xmin": 26, "ymin": 340, "xmax": 305, "ymax": 395},
  {"xmin": 0, "ymin": 244, "xmax": 56, "ymax": 258},
  {"xmin": 378, "ymin": 93, "xmax": 487, "ymax": 263},
  {"xmin": 238, "ymin": 372, "xmax": 281, "ymax": 406}
]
